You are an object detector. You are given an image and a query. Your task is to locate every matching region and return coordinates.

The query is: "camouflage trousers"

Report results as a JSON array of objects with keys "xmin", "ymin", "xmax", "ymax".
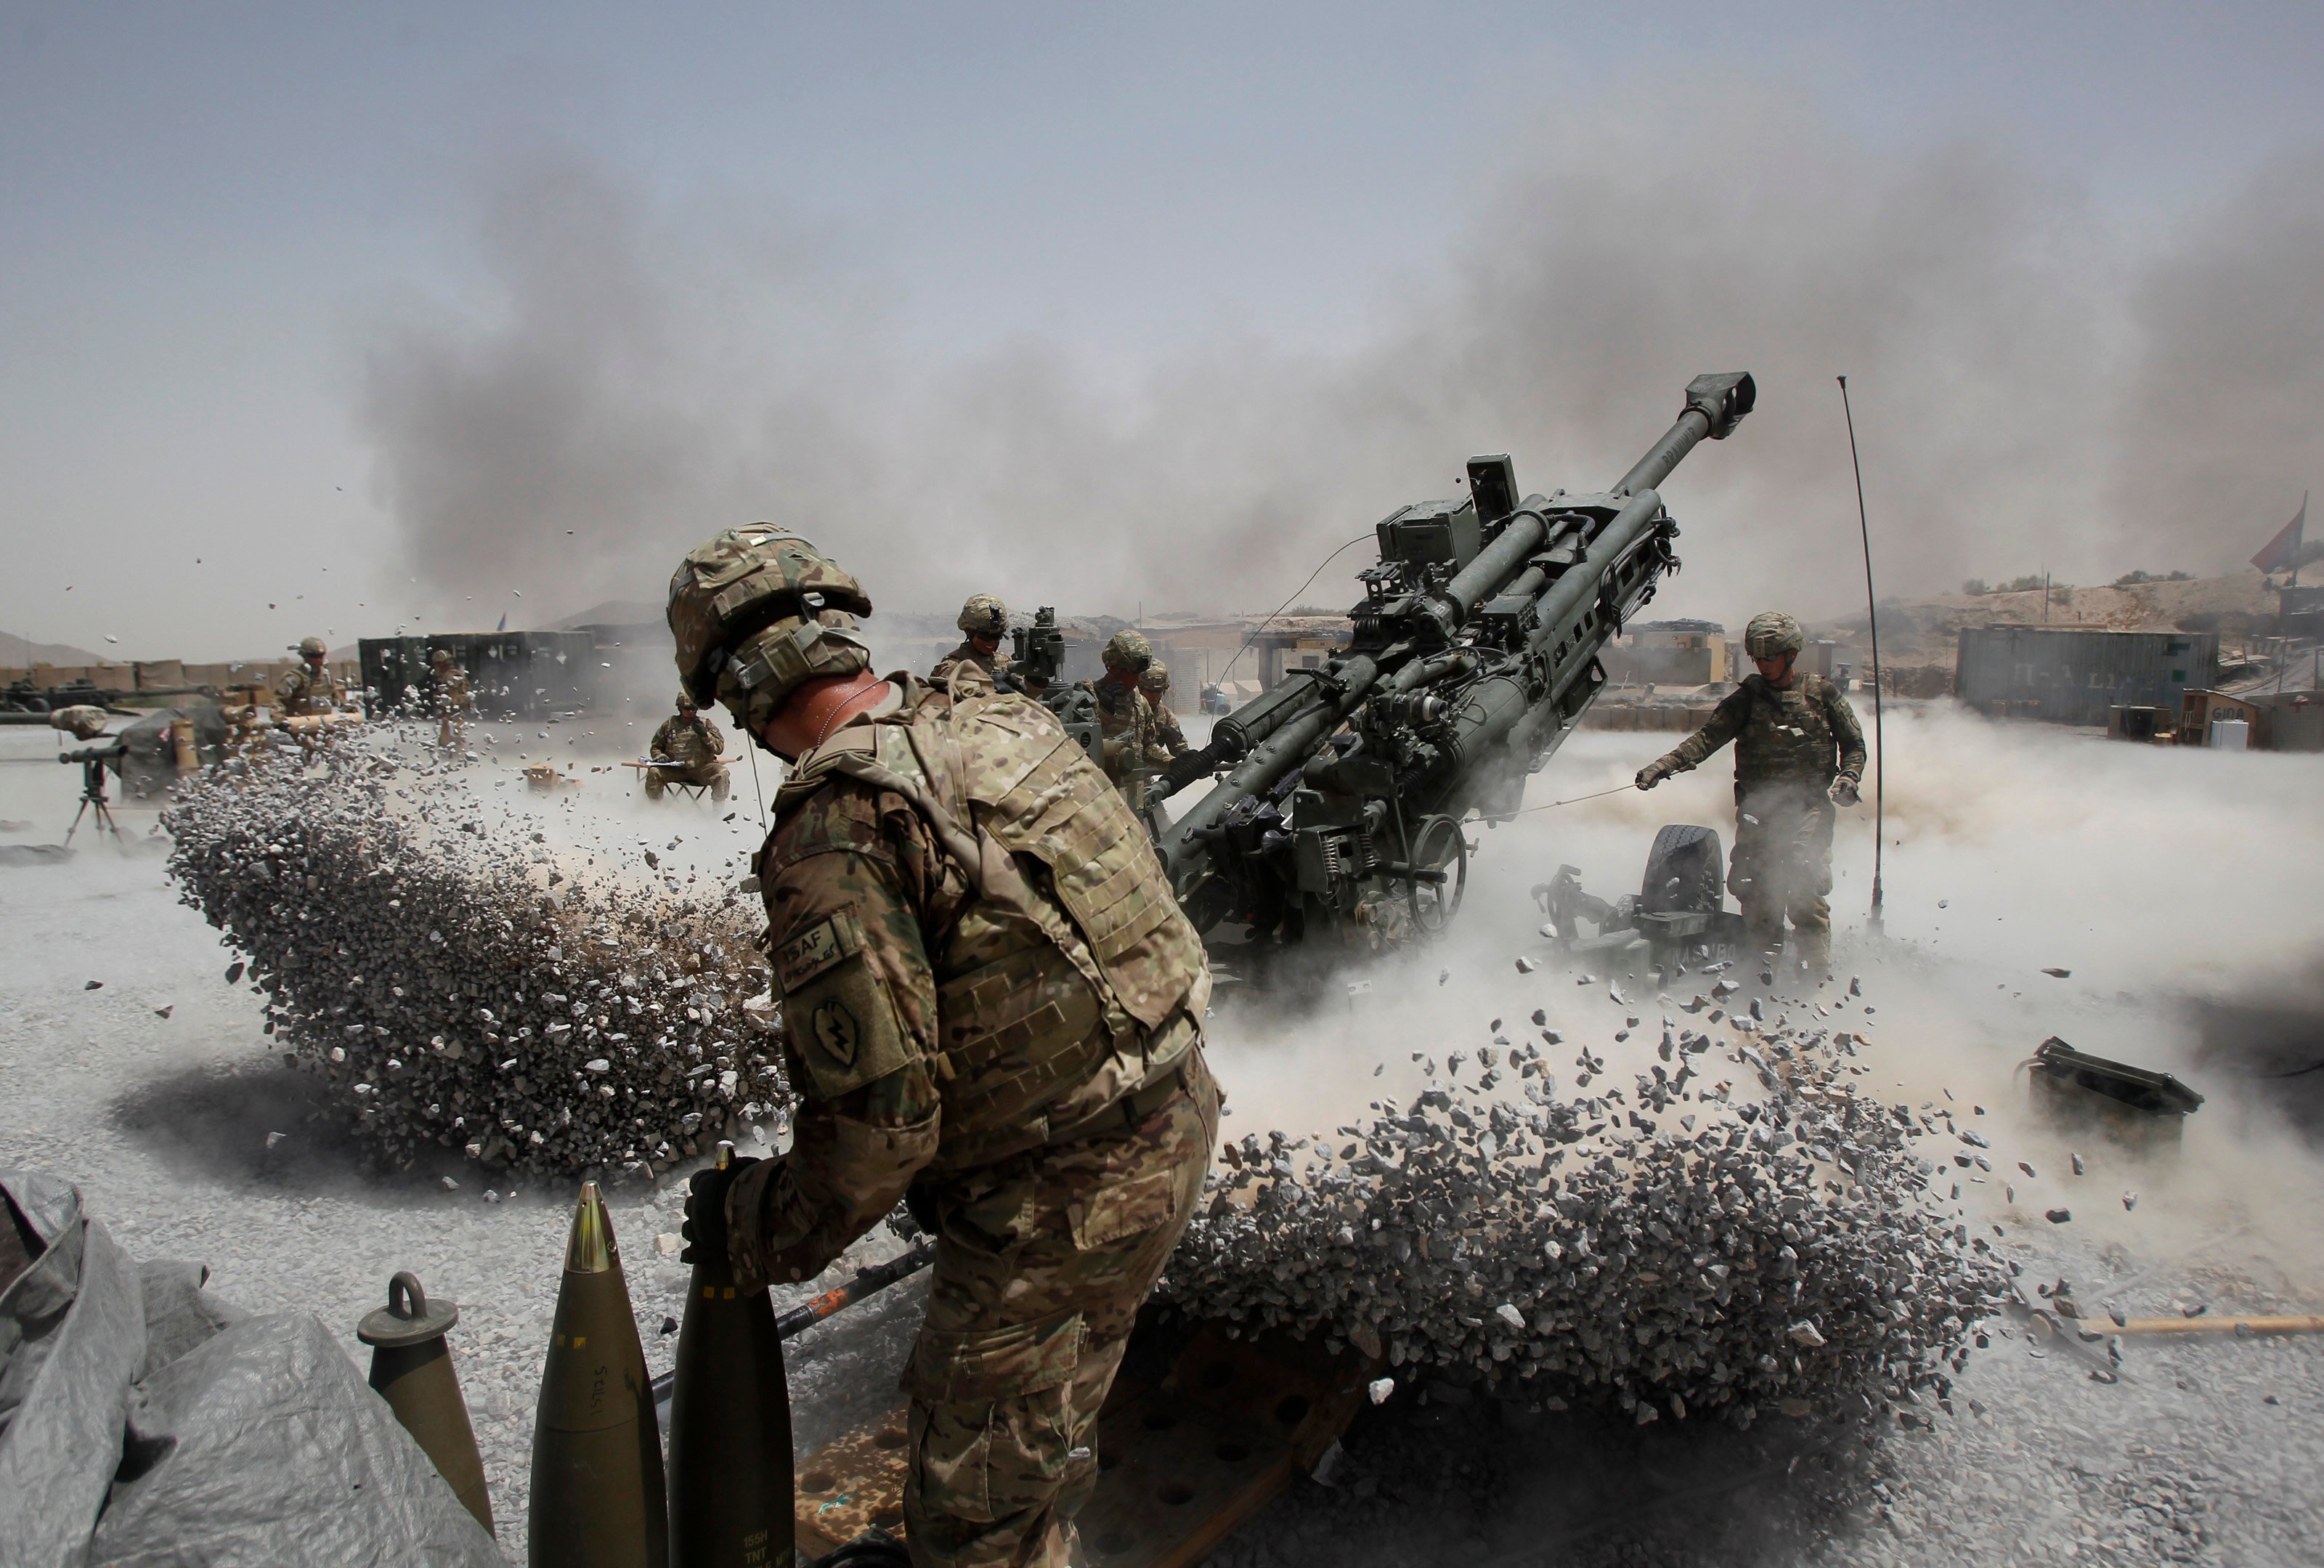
[
  {"xmin": 902, "ymin": 1049, "xmax": 1218, "ymax": 1568},
  {"xmin": 644, "ymin": 762, "xmax": 731, "ymax": 802},
  {"xmin": 1729, "ymin": 783, "xmax": 1835, "ymax": 967}
]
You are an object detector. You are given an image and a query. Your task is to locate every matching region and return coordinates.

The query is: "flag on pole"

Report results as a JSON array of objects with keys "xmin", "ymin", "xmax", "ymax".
[{"xmin": 2251, "ymin": 492, "xmax": 2307, "ymax": 574}]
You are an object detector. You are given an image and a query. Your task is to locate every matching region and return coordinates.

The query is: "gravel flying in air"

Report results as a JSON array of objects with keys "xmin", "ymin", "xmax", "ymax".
[
  {"xmin": 1161, "ymin": 1005, "xmax": 2010, "ymax": 1430},
  {"xmin": 163, "ymin": 725, "xmax": 787, "ymax": 1180}
]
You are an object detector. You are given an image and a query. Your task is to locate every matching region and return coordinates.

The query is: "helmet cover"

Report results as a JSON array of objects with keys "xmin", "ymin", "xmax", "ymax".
[
  {"xmin": 1743, "ymin": 612, "xmax": 1805, "ymax": 659},
  {"xmin": 667, "ymin": 525, "xmax": 873, "ymax": 728},
  {"xmin": 1101, "ymin": 630, "xmax": 1153, "ymax": 674},
  {"xmin": 957, "ymin": 593, "xmax": 1008, "ymax": 638}
]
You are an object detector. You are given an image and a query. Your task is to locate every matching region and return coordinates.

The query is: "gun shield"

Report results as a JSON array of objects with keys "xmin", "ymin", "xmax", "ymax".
[
  {"xmin": 530, "ymin": 1182, "xmax": 669, "ymax": 1568},
  {"xmin": 358, "ymin": 1270, "xmax": 495, "ymax": 1533}
]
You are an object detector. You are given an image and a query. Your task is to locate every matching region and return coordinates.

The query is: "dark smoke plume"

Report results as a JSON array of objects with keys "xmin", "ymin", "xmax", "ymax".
[
  {"xmin": 356, "ymin": 88, "xmax": 2323, "ymax": 627},
  {"xmin": 2109, "ymin": 148, "xmax": 2324, "ymax": 566}
]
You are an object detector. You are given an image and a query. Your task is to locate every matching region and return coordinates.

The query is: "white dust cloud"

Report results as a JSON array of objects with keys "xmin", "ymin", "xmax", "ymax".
[{"xmin": 1205, "ymin": 707, "xmax": 2324, "ymax": 1294}]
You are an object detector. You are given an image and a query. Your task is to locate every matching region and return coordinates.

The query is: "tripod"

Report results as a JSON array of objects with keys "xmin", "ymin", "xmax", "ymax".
[{"xmin": 64, "ymin": 752, "xmax": 123, "ymax": 844}]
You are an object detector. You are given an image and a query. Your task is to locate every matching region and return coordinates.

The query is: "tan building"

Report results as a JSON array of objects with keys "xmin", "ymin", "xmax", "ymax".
[{"xmin": 1606, "ymin": 620, "xmax": 1729, "ymax": 686}]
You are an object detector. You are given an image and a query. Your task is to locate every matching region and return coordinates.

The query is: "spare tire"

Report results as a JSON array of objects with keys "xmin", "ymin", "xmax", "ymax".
[{"xmin": 1638, "ymin": 824, "xmax": 1723, "ymax": 914}]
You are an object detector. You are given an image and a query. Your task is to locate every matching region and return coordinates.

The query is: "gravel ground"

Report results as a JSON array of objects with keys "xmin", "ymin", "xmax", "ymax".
[{"xmin": 6, "ymin": 710, "xmax": 2322, "ymax": 1567}]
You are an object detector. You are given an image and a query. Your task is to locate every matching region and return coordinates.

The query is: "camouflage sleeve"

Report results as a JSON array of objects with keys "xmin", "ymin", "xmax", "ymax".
[
  {"xmin": 1665, "ymin": 687, "xmax": 1752, "ymax": 771},
  {"xmin": 649, "ymin": 719, "xmax": 674, "ymax": 760},
  {"xmin": 1824, "ymin": 681, "xmax": 1868, "ymax": 781},
  {"xmin": 702, "ymin": 719, "xmax": 726, "ymax": 755},
  {"xmin": 728, "ymin": 784, "xmax": 964, "ymax": 1288}
]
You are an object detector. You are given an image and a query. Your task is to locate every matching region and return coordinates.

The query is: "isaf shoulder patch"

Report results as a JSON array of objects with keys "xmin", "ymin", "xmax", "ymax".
[
  {"xmin": 772, "ymin": 908, "xmax": 865, "ymax": 996},
  {"xmin": 768, "ymin": 903, "xmax": 917, "ymax": 1098}
]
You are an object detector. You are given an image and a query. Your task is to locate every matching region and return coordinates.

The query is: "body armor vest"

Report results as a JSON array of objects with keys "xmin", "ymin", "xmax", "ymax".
[
  {"xmin": 1733, "ymin": 674, "xmax": 1845, "ymax": 793},
  {"xmin": 277, "ymin": 664, "xmax": 339, "ymax": 716},
  {"xmin": 776, "ymin": 683, "xmax": 1207, "ymax": 1169}
]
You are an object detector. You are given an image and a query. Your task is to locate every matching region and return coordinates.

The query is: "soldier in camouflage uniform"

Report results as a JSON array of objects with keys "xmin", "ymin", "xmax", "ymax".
[
  {"xmin": 273, "ymin": 636, "xmax": 344, "ymax": 719},
  {"xmin": 1080, "ymin": 631, "xmax": 1171, "ymax": 814},
  {"xmin": 1636, "ymin": 612, "xmax": 1865, "ymax": 970},
  {"xmin": 645, "ymin": 692, "xmax": 731, "ymax": 802},
  {"xmin": 1137, "ymin": 660, "xmax": 1189, "ymax": 759},
  {"xmin": 667, "ymin": 527, "xmax": 1216, "ymax": 1568},
  {"xmin": 929, "ymin": 593, "xmax": 1009, "ymax": 694}
]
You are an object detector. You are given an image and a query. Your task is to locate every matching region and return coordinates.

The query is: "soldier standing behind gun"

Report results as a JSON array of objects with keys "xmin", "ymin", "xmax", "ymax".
[
  {"xmin": 273, "ymin": 636, "xmax": 344, "ymax": 718},
  {"xmin": 666, "ymin": 527, "xmax": 1216, "ymax": 1568},
  {"xmin": 646, "ymin": 692, "xmax": 731, "ymax": 803},
  {"xmin": 1082, "ymin": 630, "xmax": 1169, "ymax": 813},
  {"xmin": 1636, "ymin": 612, "xmax": 1865, "ymax": 972},
  {"xmin": 428, "ymin": 648, "xmax": 472, "ymax": 748},
  {"xmin": 928, "ymin": 593, "xmax": 1009, "ymax": 693},
  {"xmin": 1138, "ymin": 659, "xmax": 1190, "ymax": 760}
]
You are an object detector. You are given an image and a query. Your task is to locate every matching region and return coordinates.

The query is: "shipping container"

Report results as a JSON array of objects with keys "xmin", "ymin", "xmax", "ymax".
[
  {"xmin": 358, "ymin": 632, "xmax": 598, "ymax": 719},
  {"xmin": 1954, "ymin": 625, "xmax": 2217, "ymax": 726}
]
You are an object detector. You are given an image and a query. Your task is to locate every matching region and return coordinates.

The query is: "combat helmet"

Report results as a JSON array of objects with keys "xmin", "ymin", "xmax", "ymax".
[
  {"xmin": 1743, "ymin": 612, "xmax": 1805, "ymax": 659},
  {"xmin": 1138, "ymin": 659, "xmax": 1171, "ymax": 694},
  {"xmin": 296, "ymin": 635, "xmax": 328, "ymax": 659},
  {"xmin": 667, "ymin": 525, "xmax": 873, "ymax": 729},
  {"xmin": 430, "ymin": 647, "xmax": 454, "ymax": 667},
  {"xmin": 675, "ymin": 690, "xmax": 698, "ymax": 710},
  {"xmin": 957, "ymin": 593, "xmax": 1008, "ymax": 639},
  {"xmin": 1101, "ymin": 630, "xmax": 1153, "ymax": 675}
]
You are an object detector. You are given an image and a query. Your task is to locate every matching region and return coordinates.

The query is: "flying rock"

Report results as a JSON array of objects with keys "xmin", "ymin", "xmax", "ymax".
[
  {"xmin": 163, "ymin": 725, "xmax": 787, "ymax": 1180},
  {"xmin": 1161, "ymin": 1022, "xmax": 2007, "ymax": 1431}
]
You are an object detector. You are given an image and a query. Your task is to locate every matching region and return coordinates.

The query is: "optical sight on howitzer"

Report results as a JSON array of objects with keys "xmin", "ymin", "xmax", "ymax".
[
  {"xmin": 1155, "ymin": 370, "xmax": 1755, "ymax": 960},
  {"xmin": 1007, "ymin": 606, "xmax": 1067, "ymax": 692},
  {"xmin": 1008, "ymin": 606, "xmax": 1103, "ymax": 756}
]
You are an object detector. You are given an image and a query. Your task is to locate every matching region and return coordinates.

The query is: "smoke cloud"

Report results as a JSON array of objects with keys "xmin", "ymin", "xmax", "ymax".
[
  {"xmin": 357, "ymin": 81, "xmax": 2324, "ymax": 629},
  {"xmin": 2110, "ymin": 147, "xmax": 2324, "ymax": 564}
]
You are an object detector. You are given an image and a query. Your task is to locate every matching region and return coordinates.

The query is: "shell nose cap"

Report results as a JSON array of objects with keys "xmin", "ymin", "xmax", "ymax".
[{"xmin": 563, "ymin": 1180, "xmax": 617, "ymax": 1273}]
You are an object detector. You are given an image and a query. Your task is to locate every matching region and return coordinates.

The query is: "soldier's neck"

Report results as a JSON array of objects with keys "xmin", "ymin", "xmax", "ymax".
[{"xmin": 761, "ymin": 673, "xmax": 891, "ymax": 760}]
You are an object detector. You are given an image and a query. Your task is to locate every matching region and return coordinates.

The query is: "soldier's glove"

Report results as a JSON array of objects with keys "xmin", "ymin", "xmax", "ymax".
[
  {"xmin": 1829, "ymin": 776, "xmax": 1861, "ymax": 808},
  {"xmin": 680, "ymin": 1153, "xmax": 762, "ymax": 1268},
  {"xmin": 1635, "ymin": 757, "xmax": 1678, "ymax": 791}
]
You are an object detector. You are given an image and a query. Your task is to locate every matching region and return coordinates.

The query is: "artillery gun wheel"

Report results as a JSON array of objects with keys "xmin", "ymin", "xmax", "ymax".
[
  {"xmin": 1640, "ymin": 823, "xmax": 1724, "ymax": 914},
  {"xmin": 1405, "ymin": 813, "xmax": 1468, "ymax": 935}
]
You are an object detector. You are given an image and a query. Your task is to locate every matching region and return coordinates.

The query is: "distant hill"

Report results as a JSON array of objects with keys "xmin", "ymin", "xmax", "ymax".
[{"xmin": 0, "ymin": 630, "xmax": 105, "ymax": 667}]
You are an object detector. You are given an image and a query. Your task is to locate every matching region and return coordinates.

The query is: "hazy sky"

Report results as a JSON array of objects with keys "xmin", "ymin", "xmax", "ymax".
[{"xmin": 5, "ymin": 3, "xmax": 2322, "ymax": 660}]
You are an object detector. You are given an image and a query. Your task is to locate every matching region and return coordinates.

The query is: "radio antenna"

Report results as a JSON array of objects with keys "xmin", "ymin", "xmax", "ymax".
[{"xmin": 1837, "ymin": 375, "xmax": 1885, "ymax": 933}]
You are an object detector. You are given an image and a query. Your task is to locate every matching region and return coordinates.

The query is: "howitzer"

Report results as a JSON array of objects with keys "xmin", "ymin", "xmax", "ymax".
[{"xmin": 1157, "ymin": 371, "xmax": 1755, "ymax": 953}]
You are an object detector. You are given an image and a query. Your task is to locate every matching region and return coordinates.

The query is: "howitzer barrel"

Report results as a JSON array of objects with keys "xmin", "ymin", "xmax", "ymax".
[
  {"xmin": 1413, "ymin": 490, "xmax": 1668, "ymax": 793},
  {"xmin": 1161, "ymin": 654, "xmax": 1381, "ymax": 883},
  {"xmin": 1526, "ymin": 490, "xmax": 1665, "ymax": 656},
  {"xmin": 1209, "ymin": 668, "xmax": 1333, "ymax": 761},
  {"xmin": 1614, "ymin": 372, "xmax": 1755, "ymax": 496},
  {"xmin": 1423, "ymin": 508, "xmax": 1556, "ymax": 638}
]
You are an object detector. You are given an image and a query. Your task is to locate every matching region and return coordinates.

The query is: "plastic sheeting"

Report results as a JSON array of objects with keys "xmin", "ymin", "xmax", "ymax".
[{"xmin": 0, "ymin": 1170, "xmax": 500, "ymax": 1567}]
